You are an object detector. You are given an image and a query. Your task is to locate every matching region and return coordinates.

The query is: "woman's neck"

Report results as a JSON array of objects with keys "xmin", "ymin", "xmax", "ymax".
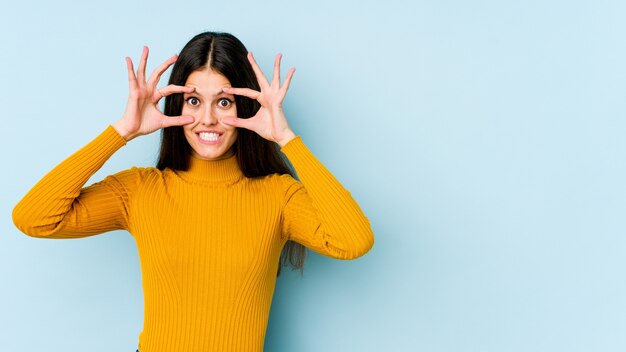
[{"xmin": 175, "ymin": 150, "xmax": 243, "ymax": 184}]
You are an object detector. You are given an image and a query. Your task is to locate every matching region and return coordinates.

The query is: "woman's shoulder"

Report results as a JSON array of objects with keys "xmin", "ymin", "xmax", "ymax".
[
  {"xmin": 257, "ymin": 172, "xmax": 298, "ymax": 183},
  {"xmin": 101, "ymin": 165, "xmax": 164, "ymax": 184},
  {"xmin": 246, "ymin": 172, "xmax": 299, "ymax": 188},
  {"xmin": 258, "ymin": 173, "xmax": 303, "ymax": 197}
]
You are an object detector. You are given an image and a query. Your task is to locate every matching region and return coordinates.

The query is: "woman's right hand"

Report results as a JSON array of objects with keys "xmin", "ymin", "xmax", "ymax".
[{"xmin": 112, "ymin": 46, "xmax": 195, "ymax": 142}]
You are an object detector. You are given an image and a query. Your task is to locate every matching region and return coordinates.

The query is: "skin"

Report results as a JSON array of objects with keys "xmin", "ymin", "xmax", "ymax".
[
  {"xmin": 181, "ymin": 68, "xmax": 238, "ymax": 161},
  {"xmin": 112, "ymin": 46, "xmax": 297, "ymax": 155}
]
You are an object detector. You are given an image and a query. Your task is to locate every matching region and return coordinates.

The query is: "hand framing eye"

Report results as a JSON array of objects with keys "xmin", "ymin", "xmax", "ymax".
[
  {"xmin": 113, "ymin": 46, "xmax": 196, "ymax": 141},
  {"xmin": 221, "ymin": 52, "xmax": 297, "ymax": 147}
]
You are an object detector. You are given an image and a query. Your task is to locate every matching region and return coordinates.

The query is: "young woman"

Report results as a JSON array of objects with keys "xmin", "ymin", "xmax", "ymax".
[{"xmin": 12, "ymin": 31, "xmax": 374, "ymax": 351}]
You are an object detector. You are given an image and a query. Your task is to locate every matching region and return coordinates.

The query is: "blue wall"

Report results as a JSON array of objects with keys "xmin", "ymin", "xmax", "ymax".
[{"xmin": 2, "ymin": 1, "xmax": 626, "ymax": 351}]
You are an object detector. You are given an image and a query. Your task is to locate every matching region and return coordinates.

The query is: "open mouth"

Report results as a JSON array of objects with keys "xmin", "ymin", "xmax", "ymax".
[{"xmin": 196, "ymin": 131, "xmax": 224, "ymax": 145}]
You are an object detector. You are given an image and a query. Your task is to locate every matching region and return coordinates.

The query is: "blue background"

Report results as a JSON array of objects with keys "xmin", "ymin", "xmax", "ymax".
[{"xmin": 2, "ymin": 0, "xmax": 626, "ymax": 351}]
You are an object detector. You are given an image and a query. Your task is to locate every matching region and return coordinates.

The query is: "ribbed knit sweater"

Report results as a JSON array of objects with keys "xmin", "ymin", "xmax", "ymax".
[{"xmin": 12, "ymin": 125, "xmax": 374, "ymax": 351}]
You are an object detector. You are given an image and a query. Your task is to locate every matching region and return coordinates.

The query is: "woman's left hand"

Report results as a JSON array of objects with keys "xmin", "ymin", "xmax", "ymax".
[{"xmin": 221, "ymin": 52, "xmax": 297, "ymax": 148}]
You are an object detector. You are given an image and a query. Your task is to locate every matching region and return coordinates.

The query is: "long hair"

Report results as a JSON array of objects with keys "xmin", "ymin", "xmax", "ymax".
[{"xmin": 156, "ymin": 31, "xmax": 306, "ymax": 277}]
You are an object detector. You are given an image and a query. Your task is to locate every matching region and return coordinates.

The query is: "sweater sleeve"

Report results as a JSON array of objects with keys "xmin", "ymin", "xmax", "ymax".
[
  {"xmin": 279, "ymin": 136, "xmax": 374, "ymax": 260},
  {"xmin": 12, "ymin": 125, "xmax": 140, "ymax": 239}
]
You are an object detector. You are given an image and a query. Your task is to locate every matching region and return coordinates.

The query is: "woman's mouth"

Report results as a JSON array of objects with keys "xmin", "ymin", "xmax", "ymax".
[{"xmin": 197, "ymin": 132, "xmax": 223, "ymax": 145}]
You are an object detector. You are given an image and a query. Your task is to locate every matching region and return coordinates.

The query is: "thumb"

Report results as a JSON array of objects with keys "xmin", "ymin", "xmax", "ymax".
[
  {"xmin": 162, "ymin": 115, "xmax": 195, "ymax": 128},
  {"xmin": 222, "ymin": 116, "xmax": 255, "ymax": 131}
]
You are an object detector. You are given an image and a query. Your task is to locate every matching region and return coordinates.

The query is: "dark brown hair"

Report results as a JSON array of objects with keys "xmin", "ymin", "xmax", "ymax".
[{"xmin": 156, "ymin": 31, "xmax": 306, "ymax": 277}]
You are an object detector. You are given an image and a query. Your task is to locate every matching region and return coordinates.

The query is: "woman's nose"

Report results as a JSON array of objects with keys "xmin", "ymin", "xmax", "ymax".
[{"xmin": 198, "ymin": 107, "xmax": 219, "ymax": 125}]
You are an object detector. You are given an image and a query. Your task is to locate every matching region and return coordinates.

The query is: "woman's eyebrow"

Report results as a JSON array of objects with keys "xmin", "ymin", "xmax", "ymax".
[{"xmin": 184, "ymin": 87, "xmax": 231, "ymax": 97}]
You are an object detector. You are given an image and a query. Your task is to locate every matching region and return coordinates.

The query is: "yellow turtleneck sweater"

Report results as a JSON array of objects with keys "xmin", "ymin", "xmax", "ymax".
[{"xmin": 12, "ymin": 125, "xmax": 374, "ymax": 351}]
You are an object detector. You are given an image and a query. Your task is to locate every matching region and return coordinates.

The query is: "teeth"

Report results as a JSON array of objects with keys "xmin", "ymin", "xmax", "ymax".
[{"xmin": 199, "ymin": 132, "xmax": 220, "ymax": 141}]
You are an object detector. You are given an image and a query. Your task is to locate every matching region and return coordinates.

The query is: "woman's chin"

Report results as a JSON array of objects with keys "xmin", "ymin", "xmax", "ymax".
[{"xmin": 191, "ymin": 146, "xmax": 234, "ymax": 161}]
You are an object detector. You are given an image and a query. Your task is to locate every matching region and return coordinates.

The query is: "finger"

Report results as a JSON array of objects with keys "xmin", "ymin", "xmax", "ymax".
[
  {"xmin": 154, "ymin": 84, "xmax": 195, "ymax": 100},
  {"xmin": 148, "ymin": 54, "xmax": 178, "ymax": 87},
  {"xmin": 279, "ymin": 67, "xmax": 296, "ymax": 98},
  {"xmin": 137, "ymin": 46, "xmax": 149, "ymax": 85},
  {"xmin": 247, "ymin": 52, "xmax": 270, "ymax": 88},
  {"xmin": 222, "ymin": 115, "xmax": 255, "ymax": 131},
  {"xmin": 161, "ymin": 115, "xmax": 195, "ymax": 128},
  {"xmin": 125, "ymin": 57, "xmax": 138, "ymax": 92},
  {"xmin": 272, "ymin": 53, "xmax": 282, "ymax": 87},
  {"xmin": 222, "ymin": 87, "xmax": 261, "ymax": 100}
]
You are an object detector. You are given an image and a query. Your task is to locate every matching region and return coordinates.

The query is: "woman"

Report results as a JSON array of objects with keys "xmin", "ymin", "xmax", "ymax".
[{"xmin": 12, "ymin": 31, "xmax": 374, "ymax": 351}]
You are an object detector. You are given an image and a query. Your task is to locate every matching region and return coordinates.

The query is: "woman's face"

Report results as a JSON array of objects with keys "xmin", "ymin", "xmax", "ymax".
[{"xmin": 182, "ymin": 68, "xmax": 238, "ymax": 161}]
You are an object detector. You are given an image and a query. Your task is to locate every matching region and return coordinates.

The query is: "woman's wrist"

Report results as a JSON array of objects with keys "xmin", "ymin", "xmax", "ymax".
[
  {"xmin": 111, "ymin": 120, "xmax": 136, "ymax": 142},
  {"xmin": 276, "ymin": 130, "xmax": 297, "ymax": 148}
]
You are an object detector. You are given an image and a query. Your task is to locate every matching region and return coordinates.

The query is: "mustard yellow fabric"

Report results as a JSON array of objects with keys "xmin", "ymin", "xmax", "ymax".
[{"xmin": 12, "ymin": 125, "xmax": 374, "ymax": 351}]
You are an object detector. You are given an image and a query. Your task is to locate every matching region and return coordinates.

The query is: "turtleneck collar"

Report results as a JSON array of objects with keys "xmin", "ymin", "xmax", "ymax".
[{"xmin": 175, "ymin": 151, "xmax": 244, "ymax": 185}]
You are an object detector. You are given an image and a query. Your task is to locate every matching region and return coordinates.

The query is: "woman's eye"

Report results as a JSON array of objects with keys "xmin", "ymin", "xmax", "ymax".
[
  {"xmin": 186, "ymin": 97, "xmax": 200, "ymax": 106},
  {"xmin": 218, "ymin": 98, "xmax": 233, "ymax": 108}
]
